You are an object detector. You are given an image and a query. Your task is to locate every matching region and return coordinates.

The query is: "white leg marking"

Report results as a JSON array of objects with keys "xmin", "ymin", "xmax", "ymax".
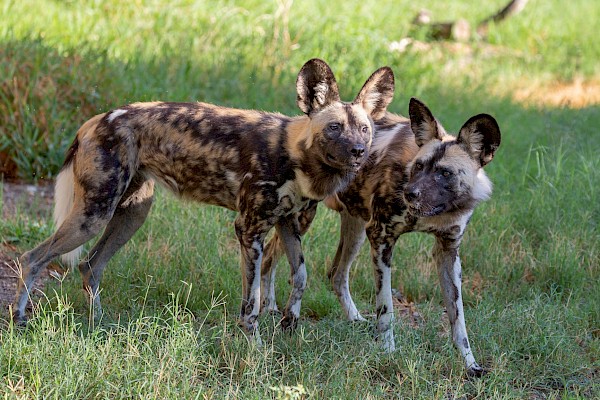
[
  {"xmin": 288, "ymin": 263, "xmax": 306, "ymax": 318},
  {"xmin": 375, "ymin": 243, "xmax": 395, "ymax": 352},
  {"xmin": 333, "ymin": 258, "xmax": 366, "ymax": 321},
  {"xmin": 450, "ymin": 256, "xmax": 477, "ymax": 368},
  {"xmin": 241, "ymin": 240, "xmax": 263, "ymax": 346},
  {"xmin": 250, "ymin": 240, "xmax": 263, "ymax": 318}
]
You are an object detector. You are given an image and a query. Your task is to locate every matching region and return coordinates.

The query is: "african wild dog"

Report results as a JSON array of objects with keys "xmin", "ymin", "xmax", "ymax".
[
  {"xmin": 262, "ymin": 98, "xmax": 501, "ymax": 375},
  {"xmin": 12, "ymin": 59, "xmax": 395, "ymax": 344}
]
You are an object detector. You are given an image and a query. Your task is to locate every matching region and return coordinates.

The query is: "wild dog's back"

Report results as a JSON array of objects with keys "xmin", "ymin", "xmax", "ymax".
[{"xmin": 94, "ymin": 101, "xmax": 297, "ymax": 210}]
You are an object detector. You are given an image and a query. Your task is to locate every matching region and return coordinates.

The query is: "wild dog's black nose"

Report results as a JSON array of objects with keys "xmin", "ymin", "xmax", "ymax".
[
  {"xmin": 405, "ymin": 187, "xmax": 420, "ymax": 202},
  {"xmin": 351, "ymin": 144, "xmax": 365, "ymax": 158}
]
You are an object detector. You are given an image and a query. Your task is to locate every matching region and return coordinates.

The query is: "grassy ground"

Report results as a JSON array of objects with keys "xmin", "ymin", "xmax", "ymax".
[{"xmin": 0, "ymin": 0, "xmax": 598, "ymax": 398}]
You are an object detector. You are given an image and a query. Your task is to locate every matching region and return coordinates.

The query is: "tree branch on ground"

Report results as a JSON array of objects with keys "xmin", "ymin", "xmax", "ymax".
[{"xmin": 413, "ymin": 0, "xmax": 529, "ymax": 41}]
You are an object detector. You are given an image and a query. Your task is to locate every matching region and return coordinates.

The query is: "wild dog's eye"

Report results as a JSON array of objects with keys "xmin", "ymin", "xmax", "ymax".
[
  {"xmin": 328, "ymin": 123, "xmax": 341, "ymax": 132},
  {"xmin": 441, "ymin": 170, "xmax": 452, "ymax": 178},
  {"xmin": 361, "ymin": 125, "xmax": 369, "ymax": 134},
  {"xmin": 414, "ymin": 162, "xmax": 423, "ymax": 170}
]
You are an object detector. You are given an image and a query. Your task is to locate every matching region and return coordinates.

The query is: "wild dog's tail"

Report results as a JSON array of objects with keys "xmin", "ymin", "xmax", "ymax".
[{"xmin": 53, "ymin": 138, "xmax": 81, "ymax": 267}]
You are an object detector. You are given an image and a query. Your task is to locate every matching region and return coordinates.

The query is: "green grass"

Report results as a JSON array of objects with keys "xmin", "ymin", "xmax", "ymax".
[{"xmin": 0, "ymin": 0, "xmax": 599, "ymax": 398}]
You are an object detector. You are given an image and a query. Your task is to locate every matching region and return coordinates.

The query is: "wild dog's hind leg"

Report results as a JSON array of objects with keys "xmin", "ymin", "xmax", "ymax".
[
  {"xmin": 78, "ymin": 175, "xmax": 154, "ymax": 320},
  {"xmin": 13, "ymin": 120, "xmax": 138, "ymax": 324},
  {"xmin": 260, "ymin": 203, "xmax": 317, "ymax": 315},
  {"xmin": 276, "ymin": 215, "xmax": 307, "ymax": 331},
  {"xmin": 433, "ymin": 236, "xmax": 485, "ymax": 377},
  {"xmin": 235, "ymin": 215, "xmax": 271, "ymax": 346},
  {"xmin": 260, "ymin": 234, "xmax": 283, "ymax": 314},
  {"xmin": 12, "ymin": 199, "xmax": 113, "ymax": 324},
  {"xmin": 327, "ymin": 210, "xmax": 367, "ymax": 322}
]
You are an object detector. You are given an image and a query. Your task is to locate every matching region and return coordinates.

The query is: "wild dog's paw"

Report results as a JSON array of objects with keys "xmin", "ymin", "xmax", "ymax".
[
  {"xmin": 260, "ymin": 299, "xmax": 281, "ymax": 315},
  {"xmin": 262, "ymin": 306, "xmax": 282, "ymax": 316},
  {"xmin": 375, "ymin": 328, "xmax": 396, "ymax": 353},
  {"xmin": 349, "ymin": 314, "xmax": 368, "ymax": 323},
  {"xmin": 238, "ymin": 319, "xmax": 263, "ymax": 347},
  {"xmin": 280, "ymin": 314, "xmax": 298, "ymax": 331},
  {"xmin": 244, "ymin": 330, "xmax": 263, "ymax": 348},
  {"xmin": 466, "ymin": 363, "xmax": 488, "ymax": 378},
  {"xmin": 252, "ymin": 331, "xmax": 264, "ymax": 347},
  {"xmin": 10, "ymin": 310, "xmax": 28, "ymax": 327}
]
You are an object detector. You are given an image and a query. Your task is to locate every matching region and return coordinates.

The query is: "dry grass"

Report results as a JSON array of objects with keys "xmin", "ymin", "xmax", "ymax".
[{"xmin": 512, "ymin": 76, "xmax": 600, "ymax": 108}]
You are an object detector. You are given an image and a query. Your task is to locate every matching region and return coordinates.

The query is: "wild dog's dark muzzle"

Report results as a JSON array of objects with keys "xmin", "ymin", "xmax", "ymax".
[
  {"xmin": 404, "ymin": 184, "xmax": 420, "ymax": 202},
  {"xmin": 347, "ymin": 141, "xmax": 368, "ymax": 171},
  {"xmin": 325, "ymin": 140, "xmax": 369, "ymax": 172},
  {"xmin": 350, "ymin": 143, "xmax": 365, "ymax": 158},
  {"xmin": 404, "ymin": 180, "xmax": 447, "ymax": 217}
]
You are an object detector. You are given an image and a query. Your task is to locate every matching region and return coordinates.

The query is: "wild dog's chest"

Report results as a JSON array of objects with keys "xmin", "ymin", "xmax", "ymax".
[
  {"xmin": 386, "ymin": 210, "xmax": 472, "ymax": 241},
  {"xmin": 272, "ymin": 179, "xmax": 312, "ymax": 216},
  {"xmin": 347, "ymin": 163, "xmax": 407, "ymax": 223},
  {"xmin": 237, "ymin": 175, "xmax": 312, "ymax": 220}
]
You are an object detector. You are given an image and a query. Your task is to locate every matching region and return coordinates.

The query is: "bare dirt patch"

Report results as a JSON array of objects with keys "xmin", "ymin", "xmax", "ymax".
[
  {"xmin": 1, "ymin": 181, "xmax": 55, "ymax": 318},
  {"xmin": 0, "ymin": 243, "xmax": 54, "ymax": 320},
  {"xmin": 512, "ymin": 77, "xmax": 600, "ymax": 108},
  {"xmin": 389, "ymin": 39, "xmax": 599, "ymax": 109},
  {"xmin": 2, "ymin": 181, "xmax": 54, "ymax": 220}
]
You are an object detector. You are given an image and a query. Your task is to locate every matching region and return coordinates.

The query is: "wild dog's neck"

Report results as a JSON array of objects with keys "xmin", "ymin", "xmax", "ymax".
[
  {"xmin": 286, "ymin": 116, "xmax": 318, "ymax": 156},
  {"xmin": 285, "ymin": 118, "xmax": 355, "ymax": 200},
  {"xmin": 371, "ymin": 117, "xmax": 415, "ymax": 167}
]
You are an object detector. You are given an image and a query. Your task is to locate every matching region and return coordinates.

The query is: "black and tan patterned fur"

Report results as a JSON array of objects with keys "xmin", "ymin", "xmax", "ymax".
[
  {"xmin": 262, "ymin": 98, "xmax": 501, "ymax": 376},
  {"xmin": 12, "ymin": 59, "xmax": 395, "ymax": 344}
]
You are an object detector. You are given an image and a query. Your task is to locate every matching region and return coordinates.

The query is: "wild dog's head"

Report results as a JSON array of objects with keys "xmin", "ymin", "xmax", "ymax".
[
  {"xmin": 404, "ymin": 98, "xmax": 501, "ymax": 217},
  {"xmin": 296, "ymin": 59, "xmax": 395, "ymax": 173}
]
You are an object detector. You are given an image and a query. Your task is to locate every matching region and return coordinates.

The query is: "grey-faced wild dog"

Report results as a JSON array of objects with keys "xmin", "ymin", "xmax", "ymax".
[
  {"xmin": 12, "ymin": 59, "xmax": 395, "ymax": 344},
  {"xmin": 262, "ymin": 98, "xmax": 501, "ymax": 375}
]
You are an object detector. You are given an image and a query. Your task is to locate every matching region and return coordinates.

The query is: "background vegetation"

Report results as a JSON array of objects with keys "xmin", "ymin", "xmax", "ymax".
[{"xmin": 0, "ymin": 0, "xmax": 598, "ymax": 398}]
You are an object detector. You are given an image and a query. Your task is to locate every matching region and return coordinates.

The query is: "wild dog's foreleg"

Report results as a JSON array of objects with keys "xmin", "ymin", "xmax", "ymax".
[
  {"xmin": 433, "ymin": 237, "xmax": 485, "ymax": 377},
  {"xmin": 366, "ymin": 220, "xmax": 400, "ymax": 352},
  {"xmin": 235, "ymin": 216, "xmax": 270, "ymax": 346},
  {"xmin": 12, "ymin": 201, "xmax": 108, "ymax": 324},
  {"xmin": 260, "ymin": 202, "xmax": 318, "ymax": 315},
  {"xmin": 327, "ymin": 210, "xmax": 367, "ymax": 322},
  {"xmin": 276, "ymin": 216, "xmax": 306, "ymax": 331},
  {"xmin": 78, "ymin": 177, "xmax": 154, "ymax": 320}
]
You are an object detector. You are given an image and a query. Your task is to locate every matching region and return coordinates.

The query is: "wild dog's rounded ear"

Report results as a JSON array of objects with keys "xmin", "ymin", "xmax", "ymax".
[
  {"xmin": 409, "ymin": 97, "xmax": 443, "ymax": 147},
  {"xmin": 457, "ymin": 114, "xmax": 501, "ymax": 166},
  {"xmin": 353, "ymin": 66, "xmax": 395, "ymax": 120},
  {"xmin": 296, "ymin": 58, "xmax": 341, "ymax": 115}
]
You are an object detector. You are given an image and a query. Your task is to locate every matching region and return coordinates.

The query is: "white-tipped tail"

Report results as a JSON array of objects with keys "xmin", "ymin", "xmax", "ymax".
[{"xmin": 53, "ymin": 162, "xmax": 82, "ymax": 267}]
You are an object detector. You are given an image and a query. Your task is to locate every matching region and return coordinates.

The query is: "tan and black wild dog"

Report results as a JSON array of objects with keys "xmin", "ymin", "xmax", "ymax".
[
  {"xmin": 12, "ymin": 59, "xmax": 395, "ymax": 344},
  {"xmin": 262, "ymin": 98, "xmax": 501, "ymax": 375}
]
